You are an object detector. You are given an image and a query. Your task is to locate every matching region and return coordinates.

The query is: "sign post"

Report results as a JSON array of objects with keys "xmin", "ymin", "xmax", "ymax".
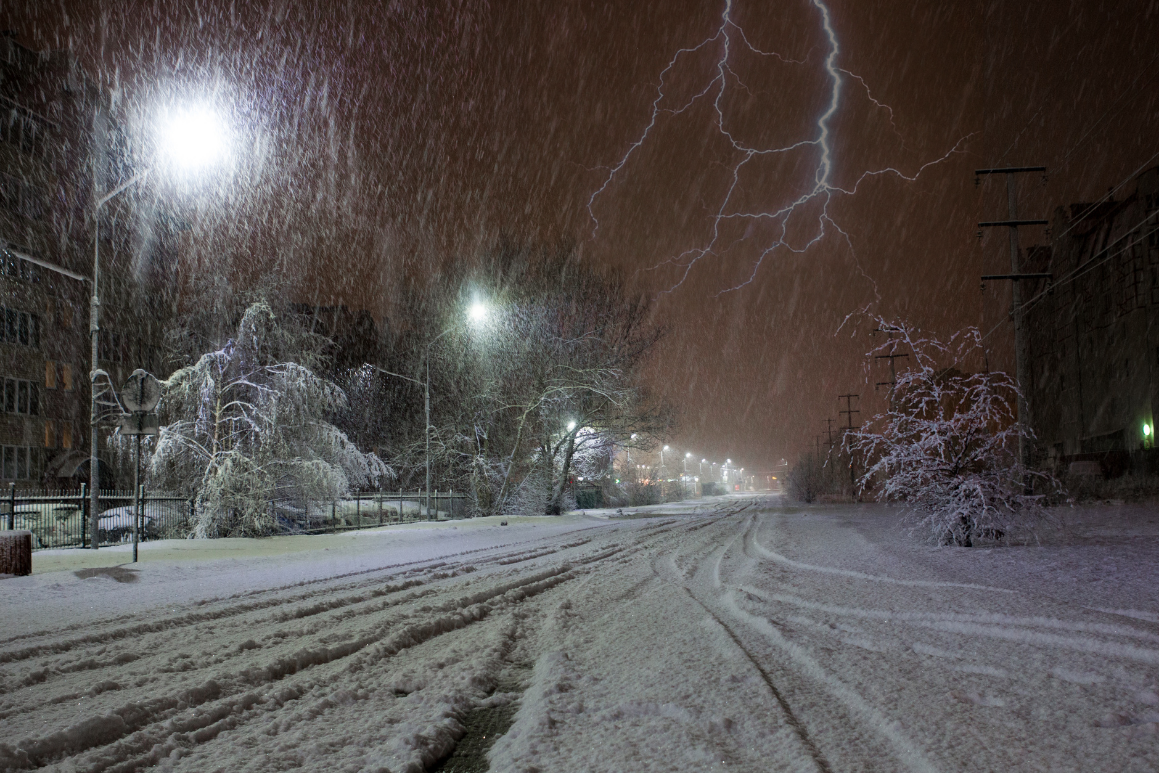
[{"xmin": 120, "ymin": 370, "xmax": 161, "ymax": 562}]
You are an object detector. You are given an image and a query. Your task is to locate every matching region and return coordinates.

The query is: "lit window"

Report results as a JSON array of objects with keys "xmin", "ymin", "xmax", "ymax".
[
  {"xmin": 44, "ymin": 419, "xmax": 56, "ymax": 449},
  {"xmin": 61, "ymin": 364, "xmax": 73, "ymax": 391},
  {"xmin": 61, "ymin": 423, "xmax": 72, "ymax": 450},
  {"xmin": 45, "ymin": 360, "xmax": 57, "ymax": 389}
]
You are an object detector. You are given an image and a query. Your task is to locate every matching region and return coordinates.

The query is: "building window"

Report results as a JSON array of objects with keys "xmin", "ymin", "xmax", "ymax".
[
  {"xmin": 61, "ymin": 422, "xmax": 72, "ymax": 450},
  {"xmin": 61, "ymin": 363, "xmax": 72, "ymax": 391},
  {"xmin": 1, "ymin": 305, "xmax": 40, "ymax": 348},
  {"xmin": 0, "ymin": 247, "xmax": 42, "ymax": 283},
  {"xmin": 2, "ymin": 378, "xmax": 39, "ymax": 415},
  {"xmin": 1, "ymin": 446, "xmax": 41, "ymax": 481},
  {"xmin": 45, "ymin": 360, "xmax": 56, "ymax": 389},
  {"xmin": 44, "ymin": 419, "xmax": 56, "ymax": 449}
]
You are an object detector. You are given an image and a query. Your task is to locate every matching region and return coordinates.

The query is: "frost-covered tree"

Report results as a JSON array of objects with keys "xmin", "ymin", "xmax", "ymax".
[
  {"xmin": 851, "ymin": 319, "xmax": 1058, "ymax": 546},
  {"xmin": 150, "ymin": 302, "xmax": 389, "ymax": 537}
]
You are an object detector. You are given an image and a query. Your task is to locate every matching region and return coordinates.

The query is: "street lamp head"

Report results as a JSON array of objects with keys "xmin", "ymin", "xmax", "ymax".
[
  {"xmin": 726, "ymin": 459, "xmax": 732, "ymax": 464},
  {"xmin": 685, "ymin": 452, "xmax": 692, "ymax": 458},
  {"xmin": 468, "ymin": 301, "xmax": 488, "ymax": 324},
  {"xmin": 701, "ymin": 459, "xmax": 706, "ymax": 463},
  {"xmin": 160, "ymin": 105, "xmax": 227, "ymax": 172},
  {"xmin": 630, "ymin": 433, "xmax": 637, "ymax": 440},
  {"xmin": 663, "ymin": 445, "xmax": 670, "ymax": 451},
  {"xmin": 567, "ymin": 420, "xmax": 576, "ymax": 431}
]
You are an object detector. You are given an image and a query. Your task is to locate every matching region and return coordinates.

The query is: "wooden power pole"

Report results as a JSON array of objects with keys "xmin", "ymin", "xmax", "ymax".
[
  {"xmin": 838, "ymin": 394, "xmax": 860, "ymax": 494},
  {"xmin": 976, "ymin": 165, "xmax": 1050, "ymax": 483}
]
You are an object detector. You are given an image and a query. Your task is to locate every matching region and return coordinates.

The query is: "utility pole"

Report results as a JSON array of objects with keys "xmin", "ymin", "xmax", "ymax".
[
  {"xmin": 824, "ymin": 418, "xmax": 836, "ymax": 453},
  {"xmin": 872, "ymin": 327, "xmax": 909, "ymax": 410},
  {"xmin": 976, "ymin": 167, "xmax": 1050, "ymax": 483},
  {"xmin": 838, "ymin": 394, "xmax": 860, "ymax": 494}
]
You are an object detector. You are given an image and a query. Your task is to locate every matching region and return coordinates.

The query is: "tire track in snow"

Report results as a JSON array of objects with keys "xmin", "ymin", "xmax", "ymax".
[
  {"xmin": 0, "ymin": 527, "xmax": 610, "ymax": 657},
  {"xmin": 0, "ymin": 531, "xmax": 609, "ymax": 670},
  {"xmin": 650, "ymin": 509, "xmax": 835, "ymax": 773},
  {"xmin": 745, "ymin": 515, "xmax": 1015, "ymax": 592},
  {"xmin": 0, "ymin": 523, "xmax": 659, "ymax": 772},
  {"xmin": 0, "ymin": 562, "xmax": 585, "ymax": 771},
  {"xmin": 690, "ymin": 510, "xmax": 940, "ymax": 773}
]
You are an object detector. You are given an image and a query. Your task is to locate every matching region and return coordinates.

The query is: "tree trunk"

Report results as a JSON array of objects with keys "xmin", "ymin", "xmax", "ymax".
[
  {"xmin": 495, "ymin": 405, "xmax": 533, "ymax": 514},
  {"xmin": 546, "ymin": 432, "xmax": 577, "ymax": 515}
]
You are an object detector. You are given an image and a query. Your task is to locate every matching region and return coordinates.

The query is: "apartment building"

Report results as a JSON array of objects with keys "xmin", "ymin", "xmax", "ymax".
[{"xmin": 1, "ymin": 34, "xmax": 167, "ymax": 488}]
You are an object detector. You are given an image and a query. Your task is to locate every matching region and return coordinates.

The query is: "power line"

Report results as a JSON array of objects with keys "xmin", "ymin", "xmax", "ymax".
[
  {"xmin": 981, "ymin": 212, "xmax": 1159, "ymax": 343},
  {"xmin": 1052, "ymin": 153, "xmax": 1158, "ymax": 244}
]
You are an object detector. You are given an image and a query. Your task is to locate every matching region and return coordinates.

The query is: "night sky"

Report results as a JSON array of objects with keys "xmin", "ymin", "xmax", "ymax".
[{"xmin": 6, "ymin": 0, "xmax": 1158, "ymax": 472}]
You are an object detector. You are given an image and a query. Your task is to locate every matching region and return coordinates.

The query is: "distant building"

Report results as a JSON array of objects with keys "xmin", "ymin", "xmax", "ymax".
[
  {"xmin": 1025, "ymin": 167, "xmax": 1158, "ymax": 476},
  {"xmin": 1, "ymin": 34, "xmax": 168, "ymax": 487}
]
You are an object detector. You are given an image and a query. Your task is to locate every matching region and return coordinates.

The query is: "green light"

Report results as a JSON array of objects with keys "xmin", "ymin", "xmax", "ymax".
[{"xmin": 1144, "ymin": 424, "xmax": 1152, "ymax": 437}]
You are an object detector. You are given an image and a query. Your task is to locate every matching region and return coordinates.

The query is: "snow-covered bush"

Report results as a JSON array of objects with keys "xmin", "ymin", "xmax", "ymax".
[
  {"xmin": 150, "ymin": 302, "xmax": 390, "ymax": 537},
  {"xmin": 851, "ymin": 320, "xmax": 1059, "ymax": 546},
  {"xmin": 787, "ymin": 452, "xmax": 826, "ymax": 503}
]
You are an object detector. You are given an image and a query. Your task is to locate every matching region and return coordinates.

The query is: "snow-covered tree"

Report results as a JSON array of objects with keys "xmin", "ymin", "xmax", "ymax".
[
  {"xmin": 150, "ymin": 302, "xmax": 389, "ymax": 537},
  {"xmin": 850, "ymin": 319, "xmax": 1059, "ymax": 546}
]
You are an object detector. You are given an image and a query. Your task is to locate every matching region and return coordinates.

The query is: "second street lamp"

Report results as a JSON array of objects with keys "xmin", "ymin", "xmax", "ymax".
[{"xmin": 373, "ymin": 301, "xmax": 487, "ymax": 519}]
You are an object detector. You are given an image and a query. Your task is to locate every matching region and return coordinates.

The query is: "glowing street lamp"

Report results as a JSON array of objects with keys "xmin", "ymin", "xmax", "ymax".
[
  {"xmin": 373, "ymin": 300, "xmax": 488, "ymax": 519},
  {"xmin": 88, "ymin": 104, "xmax": 228, "ymax": 548}
]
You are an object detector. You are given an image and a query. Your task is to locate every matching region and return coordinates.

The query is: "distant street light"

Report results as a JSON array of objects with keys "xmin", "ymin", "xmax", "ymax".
[{"xmin": 88, "ymin": 104, "xmax": 228, "ymax": 549}]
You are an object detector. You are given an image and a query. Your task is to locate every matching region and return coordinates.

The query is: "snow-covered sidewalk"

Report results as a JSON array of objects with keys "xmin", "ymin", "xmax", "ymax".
[{"xmin": 1, "ymin": 496, "xmax": 1155, "ymax": 772}]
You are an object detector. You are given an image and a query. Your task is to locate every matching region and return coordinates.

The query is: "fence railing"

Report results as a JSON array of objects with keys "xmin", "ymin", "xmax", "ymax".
[
  {"xmin": 0, "ymin": 486, "xmax": 472, "ymax": 550},
  {"xmin": 0, "ymin": 487, "xmax": 193, "ymax": 550},
  {"xmin": 274, "ymin": 491, "xmax": 471, "ymax": 534}
]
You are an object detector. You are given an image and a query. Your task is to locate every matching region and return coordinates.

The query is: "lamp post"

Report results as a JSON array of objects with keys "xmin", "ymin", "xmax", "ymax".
[
  {"xmin": 88, "ymin": 106, "xmax": 226, "ymax": 549},
  {"xmin": 625, "ymin": 433, "xmax": 637, "ymax": 481},
  {"xmin": 374, "ymin": 301, "xmax": 487, "ymax": 519},
  {"xmin": 683, "ymin": 452, "xmax": 691, "ymax": 498}
]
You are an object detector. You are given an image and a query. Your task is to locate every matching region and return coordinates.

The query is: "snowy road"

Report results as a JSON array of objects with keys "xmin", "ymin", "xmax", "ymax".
[{"xmin": 1, "ymin": 495, "xmax": 1156, "ymax": 772}]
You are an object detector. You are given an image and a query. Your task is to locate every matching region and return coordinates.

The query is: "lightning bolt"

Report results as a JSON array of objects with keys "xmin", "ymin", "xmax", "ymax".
[{"xmin": 586, "ymin": 0, "xmax": 966, "ymax": 296}]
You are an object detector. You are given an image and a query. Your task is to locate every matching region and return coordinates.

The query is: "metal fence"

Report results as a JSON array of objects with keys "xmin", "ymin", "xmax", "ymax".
[
  {"xmin": 0, "ymin": 486, "xmax": 193, "ymax": 550},
  {"xmin": 1, "ymin": 486, "xmax": 472, "ymax": 550},
  {"xmin": 274, "ymin": 491, "xmax": 471, "ymax": 534}
]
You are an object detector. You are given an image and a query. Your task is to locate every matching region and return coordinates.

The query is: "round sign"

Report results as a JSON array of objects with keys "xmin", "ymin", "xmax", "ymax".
[{"xmin": 121, "ymin": 369, "xmax": 162, "ymax": 412}]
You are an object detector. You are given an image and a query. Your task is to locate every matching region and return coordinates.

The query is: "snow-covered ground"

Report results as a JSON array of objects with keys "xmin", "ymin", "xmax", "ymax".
[{"xmin": 1, "ymin": 495, "xmax": 1155, "ymax": 772}]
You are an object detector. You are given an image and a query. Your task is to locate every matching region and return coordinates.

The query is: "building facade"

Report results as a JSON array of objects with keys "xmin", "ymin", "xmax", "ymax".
[
  {"xmin": 1, "ymin": 34, "xmax": 167, "ymax": 488},
  {"xmin": 1026, "ymin": 167, "xmax": 1159, "ymax": 475}
]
